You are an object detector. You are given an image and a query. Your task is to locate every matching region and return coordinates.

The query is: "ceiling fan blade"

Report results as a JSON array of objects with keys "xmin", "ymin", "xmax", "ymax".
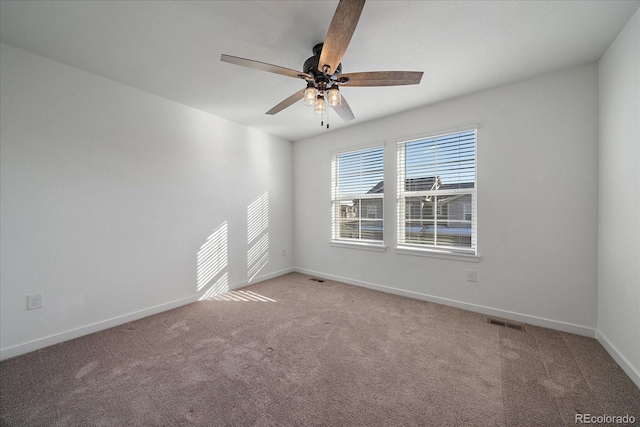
[
  {"xmin": 319, "ymin": 0, "xmax": 366, "ymax": 75},
  {"xmin": 266, "ymin": 89, "xmax": 305, "ymax": 115},
  {"xmin": 332, "ymin": 94, "xmax": 355, "ymax": 122},
  {"xmin": 339, "ymin": 71, "xmax": 423, "ymax": 87},
  {"xmin": 221, "ymin": 54, "xmax": 312, "ymax": 80}
]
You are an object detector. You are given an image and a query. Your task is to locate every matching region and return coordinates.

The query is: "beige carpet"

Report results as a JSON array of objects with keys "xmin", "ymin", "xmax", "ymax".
[{"xmin": 1, "ymin": 272, "xmax": 639, "ymax": 426}]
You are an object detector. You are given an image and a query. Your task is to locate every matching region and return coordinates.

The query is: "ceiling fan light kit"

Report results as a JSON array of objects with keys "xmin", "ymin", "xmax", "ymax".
[
  {"xmin": 314, "ymin": 95, "xmax": 326, "ymax": 115},
  {"xmin": 327, "ymin": 87, "xmax": 341, "ymax": 108},
  {"xmin": 303, "ymin": 84, "xmax": 318, "ymax": 106},
  {"xmin": 220, "ymin": 0, "xmax": 423, "ymax": 128}
]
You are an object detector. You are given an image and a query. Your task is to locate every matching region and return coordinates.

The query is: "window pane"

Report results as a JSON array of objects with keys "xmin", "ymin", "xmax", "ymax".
[
  {"xmin": 402, "ymin": 195, "xmax": 473, "ymax": 248},
  {"xmin": 405, "ymin": 220, "xmax": 436, "ymax": 245},
  {"xmin": 332, "ymin": 147, "xmax": 384, "ymax": 244},
  {"xmin": 336, "ymin": 147, "xmax": 384, "ymax": 197},
  {"xmin": 397, "ymin": 130, "xmax": 476, "ymax": 253},
  {"xmin": 361, "ymin": 219, "xmax": 384, "ymax": 241},
  {"xmin": 404, "ymin": 130, "xmax": 476, "ymax": 190},
  {"xmin": 335, "ymin": 203, "xmax": 384, "ymax": 241}
]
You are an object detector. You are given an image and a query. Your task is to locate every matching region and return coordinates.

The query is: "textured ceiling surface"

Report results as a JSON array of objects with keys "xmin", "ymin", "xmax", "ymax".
[{"xmin": 1, "ymin": 1, "xmax": 638, "ymax": 141}]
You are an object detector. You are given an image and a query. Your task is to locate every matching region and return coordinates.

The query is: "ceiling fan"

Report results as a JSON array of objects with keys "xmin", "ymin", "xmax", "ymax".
[{"xmin": 220, "ymin": 0, "xmax": 423, "ymax": 126}]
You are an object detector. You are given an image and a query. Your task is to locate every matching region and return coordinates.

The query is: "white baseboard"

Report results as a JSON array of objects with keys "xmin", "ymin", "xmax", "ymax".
[
  {"xmin": 294, "ymin": 267, "xmax": 597, "ymax": 338},
  {"xmin": 0, "ymin": 294, "xmax": 198, "ymax": 361},
  {"xmin": 0, "ymin": 267, "xmax": 295, "ymax": 361},
  {"xmin": 596, "ymin": 330, "xmax": 640, "ymax": 389},
  {"xmin": 223, "ymin": 267, "xmax": 295, "ymax": 294},
  {"xmin": 242, "ymin": 267, "xmax": 295, "ymax": 287},
  {"xmin": 1, "ymin": 266, "xmax": 611, "ymax": 368}
]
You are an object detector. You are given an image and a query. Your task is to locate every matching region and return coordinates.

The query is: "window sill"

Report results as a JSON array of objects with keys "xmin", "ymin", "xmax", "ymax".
[
  {"xmin": 395, "ymin": 246, "xmax": 481, "ymax": 262},
  {"xmin": 331, "ymin": 241, "xmax": 387, "ymax": 252}
]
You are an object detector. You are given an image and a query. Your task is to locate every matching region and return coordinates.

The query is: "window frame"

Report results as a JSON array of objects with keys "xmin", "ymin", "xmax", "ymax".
[
  {"xmin": 395, "ymin": 128, "xmax": 479, "ymax": 260},
  {"xmin": 330, "ymin": 145, "xmax": 386, "ymax": 250}
]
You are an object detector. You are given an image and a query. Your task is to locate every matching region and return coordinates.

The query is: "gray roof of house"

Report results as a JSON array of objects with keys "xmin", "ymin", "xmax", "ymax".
[{"xmin": 366, "ymin": 177, "xmax": 474, "ymax": 194}]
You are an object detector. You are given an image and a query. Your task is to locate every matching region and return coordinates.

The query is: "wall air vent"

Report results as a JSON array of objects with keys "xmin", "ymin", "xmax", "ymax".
[{"xmin": 487, "ymin": 318, "xmax": 526, "ymax": 332}]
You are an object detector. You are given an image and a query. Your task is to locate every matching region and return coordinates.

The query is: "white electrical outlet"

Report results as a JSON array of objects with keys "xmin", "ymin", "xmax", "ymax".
[
  {"xmin": 27, "ymin": 293, "xmax": 43, "ymax": 310},
  {"xmin": 282, "ymin": 249, "xmax": 286, "ymax": 257},
  {"xmin": 466, "ymin": 270, "xmax": 477, "ymax": 282}
]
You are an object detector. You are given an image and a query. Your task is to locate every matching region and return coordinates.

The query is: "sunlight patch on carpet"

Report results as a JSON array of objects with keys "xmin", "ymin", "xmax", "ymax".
[{"xmin": 203, "ymin": 290, "xmax": 276, "ymax": 302}]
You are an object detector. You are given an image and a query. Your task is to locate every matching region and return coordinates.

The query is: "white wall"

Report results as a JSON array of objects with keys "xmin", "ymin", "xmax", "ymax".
[
  {"xmin": 294, "ymin": 64, "xmax": 599, "ymax": 335},
  {"xmin": 597, "ymin": 9, "xmax": 640, "ymax": 386},
  {"xmin": 1, "ymin": 14, "xmax": 637, "ymax": 387},
  {"xmin": 0, "ymin": 43, "xmax": 294, "ymax": 359}
]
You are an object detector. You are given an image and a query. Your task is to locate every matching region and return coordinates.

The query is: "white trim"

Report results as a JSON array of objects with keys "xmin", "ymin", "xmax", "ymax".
[
  {"xmin": 404, "ymin": 188, "xmax": 473, "ymax": 197},
  {"xmin": 0, "ymin": 294, "xmax": 197, "ymax": 361},
  {"xmin": 0, "ymin": 266, "xmax": 295, "ymax": 361},
  {"xmin": 244, "ymin": 267, "xmax": 295, "ymax": 286},
  {"xmin": 330, "ymin": 141, "xmax": 385, "ymax": 157},
  {"xmin": 331, "ymin": 241, "xmax": 387, "ymax": 252},
  {"xmin": 334, "ymin": 193, "xmax": 382, "ymax": 201},
  {"xmin": 294, "ymin": 267, "xmax": 596, "ymax": 338},
  {"xmin": 596, "ymin": 330, "xmax": 640, "ymax": 389},
  {"xmin": 390, "ymin": 123, "xmax": 479, "ymax": 146},
  {"xmin": 395, "ymin": 246, "xmax": 481, "ymax": 262}
]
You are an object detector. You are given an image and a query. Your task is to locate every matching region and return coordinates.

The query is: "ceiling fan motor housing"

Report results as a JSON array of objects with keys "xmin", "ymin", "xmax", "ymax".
[{"xmin": 304, "ymin": 43, "xmax": 342, "ymax": 88}]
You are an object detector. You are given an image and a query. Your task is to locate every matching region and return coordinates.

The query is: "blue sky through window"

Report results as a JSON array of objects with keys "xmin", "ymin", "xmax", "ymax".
[
  {"xmin": 336, "ymin": 147, "xmax": 384, "ymax": 197},
  {"xmin": 405, "ymin": 130, "xmax": 475, "ymax": 187}
]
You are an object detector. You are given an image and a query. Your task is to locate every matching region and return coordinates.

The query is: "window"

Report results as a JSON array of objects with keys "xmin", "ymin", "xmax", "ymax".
[
  {"xmin": 463, "ymin": 204, "xmax": 472, "ymax": 222},
  {"xmin": 331, "ymin": 146, "xmax": 384, "ymax": 244},
  {"xmin": 397, "ymin": 130, "xmax": 476, "ymax": 254}
]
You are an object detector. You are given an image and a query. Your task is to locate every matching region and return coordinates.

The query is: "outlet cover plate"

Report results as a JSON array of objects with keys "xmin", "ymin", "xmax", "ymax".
[
  {"xmin": 27, "ymin": 293, "xmax": 43, "ymax": 310},
  {"xmin": 467, "ymin": 270, "xmax": 477, "ymax": 282}
]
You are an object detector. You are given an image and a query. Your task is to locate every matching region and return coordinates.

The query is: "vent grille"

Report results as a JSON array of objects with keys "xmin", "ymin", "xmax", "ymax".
[
  {"xmin": 487, "ymin": 318, "xmax": 526, "ymax": 332},
  {"xmin": 309, "ymin": 277, "xmax": 325, "ymax": 283}
]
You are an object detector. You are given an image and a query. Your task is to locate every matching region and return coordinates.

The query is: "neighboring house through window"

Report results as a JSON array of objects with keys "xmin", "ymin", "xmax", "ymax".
[
  {"xmin": 331, "ymin": 146, "xmax": 384, "ymax": 245},
  {"xmin": 397, "ymin": 129, "xmax": 477, "ymax": 254}
]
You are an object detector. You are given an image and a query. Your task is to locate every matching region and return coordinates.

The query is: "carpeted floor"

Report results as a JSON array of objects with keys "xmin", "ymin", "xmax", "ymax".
[{"xmin": 1, "ymin": 272, "xmax": 639, "ymax": 426}]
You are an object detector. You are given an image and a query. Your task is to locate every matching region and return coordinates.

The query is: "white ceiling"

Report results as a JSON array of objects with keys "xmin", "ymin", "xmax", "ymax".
[{"xmin": 1, "ymin": 1, "xmax": 638, "ymax": 142}]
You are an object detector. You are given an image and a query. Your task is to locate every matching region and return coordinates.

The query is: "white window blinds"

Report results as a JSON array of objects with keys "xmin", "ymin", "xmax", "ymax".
[
  {"xmin": 331, "ymin": 146, "xmax": 384, "ymax": 244},
  {"xmin": 397, "ymin": 130, "xmax": 476, "ymax": 253}
]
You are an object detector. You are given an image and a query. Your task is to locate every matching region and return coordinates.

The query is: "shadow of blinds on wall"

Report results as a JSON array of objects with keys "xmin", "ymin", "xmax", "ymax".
[{"xmin": 247, "ymin": 192, "xmax": 269, "ymax": 282}]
